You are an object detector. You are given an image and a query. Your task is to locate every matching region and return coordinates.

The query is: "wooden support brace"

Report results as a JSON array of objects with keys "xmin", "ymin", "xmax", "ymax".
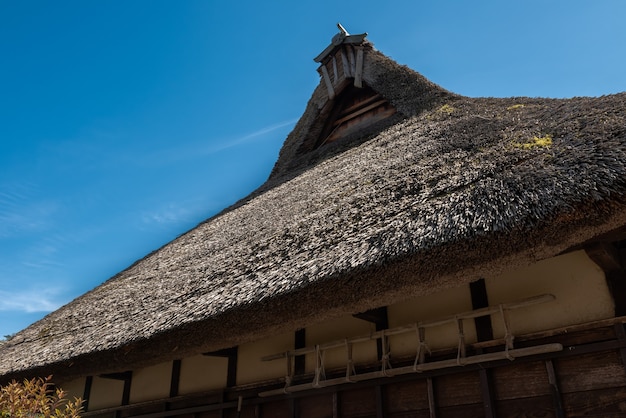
[
  {"xmin": 340, "ymin": 49, "xmax": 351, "ymax": 78},
  {"xmin": 319, "ymin": 65, "xmax": 335, "ymax": 99},
  {"xmin": 354, "ymin": 47, "xmax": 364, "ymax": 88}
]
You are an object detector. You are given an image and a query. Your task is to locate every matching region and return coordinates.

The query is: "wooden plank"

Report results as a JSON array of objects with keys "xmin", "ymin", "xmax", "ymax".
[
  {"xmin": 332, "ymin": 56, "xmax": 338, "ymax": 86},
  {"xmin": 556, "ymin": 350, "xmax": 626, "ymax": 393},
  {"xmin": 333, "ymin": 392, "xmax": 339, "ymax": 418},
  {"xmin": 435, "ymin": 371, "xmax": 481, "ymax": 408},
  {"xmin": 495, "ymin": 395, "xmax": 555, "ymax": 418},
  {"xmin": 260, "ymin": 400, "xmax": 290, "ymax": 418},
  {"xmin": 491, "ymin": 361, "xmax": 551, "ymax": 400},
  {"xmin": 331, "ymin": 99, "xmax": 387, "ymax": 127},
  {"xmin": 385, "ymin": 380, "xmax": 429, "ymax": 413},
  {"xmin": 298, "ymin": 393, "xmax": 333, "ymax": 418},
  {"xmin": 341, "ymin": 387, "xmax": 377, "ymax": 418},
  {"xmin": 437, "ymin": 403, "xmax": 484, "ymax": 418},
  {"xmin": 170, "ymin": 359, "xmax": 182, "ymax": 398},
  {"xmin": 562, "ymin": 386, "xmax": 626, "ymax": 417},
  {"xmin": 545, "ymin": 360, "xmax": 564, "ymax": 418}
]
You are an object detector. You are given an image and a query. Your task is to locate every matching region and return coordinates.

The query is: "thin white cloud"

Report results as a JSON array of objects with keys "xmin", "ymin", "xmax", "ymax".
[
  {"xmin": 201, "ymin": 118, "xmax": 298, "ymax": 154},
  {"xmin": 141, "ymin": 203, "xmax": 193, "ymax": 226},
  {"xmin": 137, "ymin": 119, "xmax": 298, "ymax": 167},
  {"xmin": 0, "ymin": 182, "xmax": 59, "ymax": 238},
  {"xmin": 0, "ymin": 288, "xmax": 63, "ymax": 313}
]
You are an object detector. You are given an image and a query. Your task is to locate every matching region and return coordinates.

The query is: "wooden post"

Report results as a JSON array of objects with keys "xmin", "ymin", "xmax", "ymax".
[
  {"xmin": 426, "ymin": 378, "xmax": 437, "ymax": 418},
  {"xmin": 295, "ymin": 329, "xmax": 306, "ymax": 376},
  {"xmin": 545, "ymin": 359, "xmax": 565, "ymax": 418},
  {"xmin": 478, "ymin": 368, "xmax": 496, "ymax": 418},
  {"xmin": 375, "ymin": 385, "xmax": 385, "ymax": 418},
  {"xmin": 470, "ymin": 279, "xmax": 494, "ymax": 341}
]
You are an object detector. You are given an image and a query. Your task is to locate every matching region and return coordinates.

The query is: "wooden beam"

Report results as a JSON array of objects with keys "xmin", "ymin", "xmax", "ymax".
[
  {"xmin": 470, "ymin": 279, "xmax": 494, "ymax": 342},
  {"xmin": 586, "ymin": 243, "xmax": 626, "ymax": 316},
  {"xmin": 169, "ymin": 359, "xmax": 181, "ymax": 398},
  {"xmin": 100, "ymin": 371, "xmax": 132, "ymax": 381},
  {"xmin": 82, "ymin": 376, "xmax": 93, "ymax": 412},
  {"xmin": 586, "ymin": 243, "xmax": 623, "ymax": 272},
  {"xmin": 204, "ymin": 347, "xmax": 238, "ymax": 387},
  {"xmin": 332, "ymin": 391, "xmax": 339, "ymax": 418},
  {"xmin": 354, "ymin": 306, "xmax": 388, "ymax": 359},
  {"xmin": 295, "ymin": 328, "xmax": 306, "ymax": 376}
]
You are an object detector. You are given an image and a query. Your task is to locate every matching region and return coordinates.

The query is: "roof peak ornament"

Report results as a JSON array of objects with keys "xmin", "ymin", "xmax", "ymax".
[{"xmin": 314, "ymin": 23, "xmax": 368, "ymax": 63}]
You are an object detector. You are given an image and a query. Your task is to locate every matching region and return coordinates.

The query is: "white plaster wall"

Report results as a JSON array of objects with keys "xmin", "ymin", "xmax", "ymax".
[
  {"xmin": 88, "ymin": 376, "xmax": 124, "ymax": 410},
  {"xmin": 58, "ymin": 377, "xmax": 85, "ymax": 403},
  {"xmin": 129, "ymin": 361, "xmax": 171, "ymax": 404},
  {"xmin": 237, "ymin": 331, "xmax": 294, "ymax": 385},
  {"xmin": 305, "ymin": 315, "xmax": 378, "ymax": 373},
  {"xmin": 387, "ymin": 285, "xmax": 477, "ymax": 356},
  {"xmin": 178, "ymin": 354, "xmax": 228, "ymax": 394},
  {"xmin": 486, "ymin": 250, "xmax": 614, "ymax": 337}
]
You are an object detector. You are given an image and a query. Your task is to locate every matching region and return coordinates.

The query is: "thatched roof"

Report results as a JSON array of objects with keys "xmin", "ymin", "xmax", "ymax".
[{"xmin": 1, "ymin": 40, "xmax": 626, "ymax": 383}]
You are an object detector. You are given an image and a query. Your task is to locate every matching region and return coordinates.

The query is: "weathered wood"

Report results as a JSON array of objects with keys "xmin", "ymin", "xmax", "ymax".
[
  {"xmin": 260, "ymin": 400, "xmax": 289, "ymax": 418},
  {"xmin": 437, "ymin": 403, "xmax": 484, "ymax": 418},
  {"xmin": 298, "ymin": 394, "xmax": 332, "ymax": 418},
  {"xmin": 427, "ymin": 378, "xmax": 437, "ymax": 418},
  {"xmin": 331, "ymin": 99, "xmax": 388, "ymax": 127},
  {"xmin": 319, "ymin": 66, "xmax": 335, "ymax": 100},
  {"xmin": 556, "ymin": 350, "xmax": 626, "ymax": 393},
  {"xmin": 545, "ymin": 360, "xmax": 564, "ymax": 418},
  {"xmin": 332, "ymin": 56, "xmax": 338, "ymax": 86},
  {"xmin": 562, "ymin": 386, "xmax": 626, "ymax": 417},
  {"xmin": 614, "ymin": 323, "xmax": 626, "ymax": 374},
  {"xmin": 384, "ymin": 380, "xmax": 429, "ymax": 413},
  {"xmin": 341, "ymin": 387, "xmax": 376, "ymax": 418},
  {"xmin": 332, "ymin": 392, "xmax": 339, "ymax": 418},
  {"xmin": 435, "ymin": 371, "xmax": 481, "ymax": 408},
  {"xmin": 354, "ymin": 47, "xmax": 364, "ymax": 88},
  {"xmin": 340, "ymin": 49, "xmax": 351, "ymax": 78},
  {"xmin": 495, "ymin": 395, "xmax": 555, "ymax": 418},
  {"xmin": 478, "ymin": 369, "xmax": 496, "ymax": 418},
  {"xmin": 491, "ymin": 361, "xmax": 551, "ymax": 400}
]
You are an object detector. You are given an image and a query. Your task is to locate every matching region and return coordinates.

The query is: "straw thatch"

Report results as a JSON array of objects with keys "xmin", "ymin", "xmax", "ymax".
[{"xmin": 1, "ymin": 43, "xmax": 625, "ymax": 383}]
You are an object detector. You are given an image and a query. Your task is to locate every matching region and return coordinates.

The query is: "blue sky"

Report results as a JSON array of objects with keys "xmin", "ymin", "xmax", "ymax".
[{"xmin": 1, "ymin": 1, "xmax": 625, "ymax": 338}]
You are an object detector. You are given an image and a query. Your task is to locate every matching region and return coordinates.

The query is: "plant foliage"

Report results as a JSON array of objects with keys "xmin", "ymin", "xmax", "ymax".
[{"xmin": 0, "ymin": 376, "xmax": 83, "ymax": 418}]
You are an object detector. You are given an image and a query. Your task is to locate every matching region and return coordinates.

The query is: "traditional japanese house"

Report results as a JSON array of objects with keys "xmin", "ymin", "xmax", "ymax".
[{"xmin": 2, "ymin": 27, "xmax": 626, "ymax": 417}]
